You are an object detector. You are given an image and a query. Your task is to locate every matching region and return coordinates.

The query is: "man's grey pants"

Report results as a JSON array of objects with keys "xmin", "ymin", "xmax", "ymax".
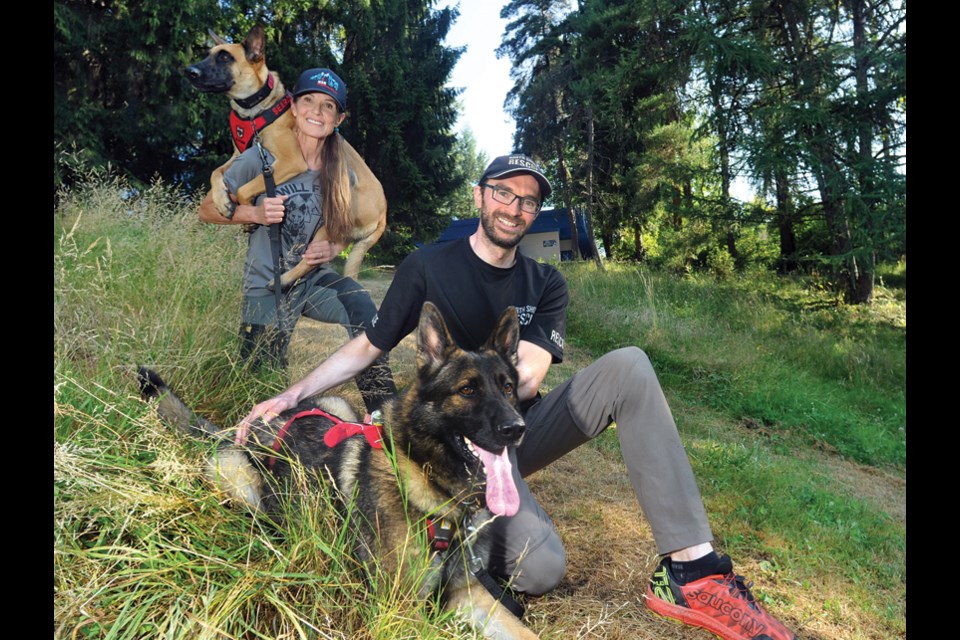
[{"xmin": 489, "ymin": 347, "xmax": 714, "ymax": 595}]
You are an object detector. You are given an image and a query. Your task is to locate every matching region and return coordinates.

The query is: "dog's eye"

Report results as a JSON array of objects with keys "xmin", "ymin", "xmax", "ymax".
[
  {"xmin": 459, "ymin": 384, "xmax": 476, "ymax": 397},
  {"xmin": 503, "ymin": 382, "xmax": 515, "ymax": 395},
  {"xmin": 216, "ymin": 51, "xmax": 232, "ymax": 64}
]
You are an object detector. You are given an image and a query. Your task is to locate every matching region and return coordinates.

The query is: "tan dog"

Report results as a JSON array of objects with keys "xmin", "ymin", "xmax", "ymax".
[{"xmin": 185, "ymin": 25, "xmax": 387, "ymax": 284}]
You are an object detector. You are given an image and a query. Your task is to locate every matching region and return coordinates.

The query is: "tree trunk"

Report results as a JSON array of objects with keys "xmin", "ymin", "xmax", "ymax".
[
  {"xmin": 710, "ymin": 71, "xmax": 739, "ymax": 265},
  {"xmin": 847, "ymin": 0, "xmax": 875, "ymax": 303},
  {"xmin": 810, "ymin": 137, "xmax": 859, "ymax": 300},
  {"xmin": 556, "ymin": 140, "xmax": 580, "ymax": 261},
  {"xmin": 775, "ymin": 168, "xmax": 798, "ymax": 273},
  {"xmin": 549, "ymin": 51, "xmax": 580, "ymax": 263},
  {"xmin": 585, "ymin": 106, "xmax": 605, "ymax": 269},
  {"xmin": 633, "ymin": 224, "xmax": 644, "ymax": 260},
  {"xmin": 671, "ymin": 187, "xmax": 682, "ymax": 229}
]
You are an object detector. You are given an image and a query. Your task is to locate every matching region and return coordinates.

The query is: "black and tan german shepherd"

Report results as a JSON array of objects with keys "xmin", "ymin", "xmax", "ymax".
[
  {"xmin": 184, "ymin": 24, "xmax": 388, "ymax": 283},
  {"xmin": 138, "ymin": 302, "xmax": 540, "ymax": 640}
]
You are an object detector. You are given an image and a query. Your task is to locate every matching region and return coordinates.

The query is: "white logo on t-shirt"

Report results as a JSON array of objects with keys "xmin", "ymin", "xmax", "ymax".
[
  {"xmin": 515, "ymin": 305, "xmax": 536, "ymax": 326},
  {"xmin": 551, "ymin": 330, "xmax": 564, "ymax": 350}
]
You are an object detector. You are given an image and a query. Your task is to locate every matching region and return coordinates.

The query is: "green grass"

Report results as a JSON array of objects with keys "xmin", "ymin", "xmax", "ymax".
[
  {"xmin": 563, "ymin": 262, "xmax": 905, "ymax": 466},
  {"xmin": 55, "ymin": 176, "xmax": 906, "ymax": 638},
  {"xmin": 54, "ymin": 176, "xmax": 475, "ymax": 639}
]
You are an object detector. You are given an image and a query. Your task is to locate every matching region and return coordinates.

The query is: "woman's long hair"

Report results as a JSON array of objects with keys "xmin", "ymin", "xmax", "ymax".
[{"xmin": 319, "ymin": 128, "xmax": 352, "ymax": 245}]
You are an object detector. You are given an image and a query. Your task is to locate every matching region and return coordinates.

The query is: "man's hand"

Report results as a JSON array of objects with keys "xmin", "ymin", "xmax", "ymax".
[
  {"xmin": 235, "ymin": 390, "xmax": 299, "ymax": 445},
  {"xmin": 235, "ymin": 334, "xmax": 385, "ymax": 445}
]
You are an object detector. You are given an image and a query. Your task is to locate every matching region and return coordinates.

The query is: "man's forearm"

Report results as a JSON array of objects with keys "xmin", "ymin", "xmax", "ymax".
[
  {"xmin": 516, "ymin": 340, "xmax": 553, "ymax": 402},
  {"xmin": 285, "ymin": 333, "xmax": 384, "ymax": 403}
]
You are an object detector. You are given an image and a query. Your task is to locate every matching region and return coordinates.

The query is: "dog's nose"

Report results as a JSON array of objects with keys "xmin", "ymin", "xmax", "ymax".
[
  {"xmin": 184, "ymin": 66, "xmax": 201, "ymax": 80},
  {"xmin": 497, "ymin": 420, "xmax": 526, "ymax": 441}
]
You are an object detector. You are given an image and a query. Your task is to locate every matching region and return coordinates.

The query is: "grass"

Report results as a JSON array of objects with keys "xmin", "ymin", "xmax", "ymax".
[
  {"xmin": 563, "ymin": 262, "xmax": 905, "ymax": 466},
  {"xmin": 54, "ymin": 176, "xmax": 905, "ymax": 639}
]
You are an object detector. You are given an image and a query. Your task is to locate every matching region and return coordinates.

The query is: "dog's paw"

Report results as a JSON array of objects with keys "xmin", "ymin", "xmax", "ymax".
[{"xmin": 211, "ymin": 187, "xmax": 234, "ymax": 218}]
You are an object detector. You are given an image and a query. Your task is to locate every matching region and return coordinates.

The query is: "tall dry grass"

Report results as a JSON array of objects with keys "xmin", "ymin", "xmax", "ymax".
[{"xmin": 54, "ymin": 175, "xmax": 476, "ymax": 639}]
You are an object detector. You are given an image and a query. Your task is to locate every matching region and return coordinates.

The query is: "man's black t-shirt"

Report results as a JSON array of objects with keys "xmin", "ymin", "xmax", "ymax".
[{"xmin": 367, "ymin": 237, "xmax": 568, "ymax": 362}]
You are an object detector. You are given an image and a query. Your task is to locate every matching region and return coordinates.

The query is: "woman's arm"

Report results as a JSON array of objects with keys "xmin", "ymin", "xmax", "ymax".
[{"xmin": 197, "ymin": 190, "xmax": 288, "ymax": 226}]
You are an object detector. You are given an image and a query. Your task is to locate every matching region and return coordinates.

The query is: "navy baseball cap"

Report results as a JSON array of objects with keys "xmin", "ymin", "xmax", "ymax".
[
  {"xmin": 292, "ymin": 68, "xmax": 347, "ymax": 111},
  {"xmin": 479, "ymin": 154, "xmax": 552, "ymax": 200}
]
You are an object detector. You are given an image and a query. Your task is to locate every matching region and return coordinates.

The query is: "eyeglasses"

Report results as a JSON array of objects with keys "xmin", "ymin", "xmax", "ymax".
[{"xmin": 480, "ymin": 183, "xmax": 542, "ymax": 215}]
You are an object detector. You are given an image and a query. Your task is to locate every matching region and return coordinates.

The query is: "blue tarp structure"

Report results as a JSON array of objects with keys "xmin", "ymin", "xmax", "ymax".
[{"xmin": 435, "ymin": 208, "xmax": 595, "ymax": 260}]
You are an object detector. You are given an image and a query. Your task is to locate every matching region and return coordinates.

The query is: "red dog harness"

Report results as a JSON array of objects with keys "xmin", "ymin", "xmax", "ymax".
[
  {"xmin": 266, "ymin": 409, "xmax": 460, "ymax": 556},
  {"xmin": 229, "ymin": 75, "xmax": 293, "ymax": 153},
  {"xmin": 266, "ymin": 408, "xmax": 383, "ymax": 471}
]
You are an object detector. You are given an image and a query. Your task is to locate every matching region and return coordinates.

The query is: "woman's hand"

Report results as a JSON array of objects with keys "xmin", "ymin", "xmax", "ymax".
[
  {"xmin": 304, "ymin": 238, "xmax": 345, "ymax": 265},
  {"xmin": 258, "ymin": 195, "xmax": 289, "ymax": 226}
]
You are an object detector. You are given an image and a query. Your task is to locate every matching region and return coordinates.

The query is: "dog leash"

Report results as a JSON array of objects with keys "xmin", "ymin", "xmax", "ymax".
[
  {"xmin": 254, "ymin": 132, "xmax": 285, "ymax": 315},
  {"xmin": 463, "ymin": 517, "xmax": 526, "ymax": 619}
]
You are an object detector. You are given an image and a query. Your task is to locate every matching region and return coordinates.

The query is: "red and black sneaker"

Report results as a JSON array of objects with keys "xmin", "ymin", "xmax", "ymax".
[{"xmin": 646, "ymin": 555, "xmax": 797, "ymax": 640}]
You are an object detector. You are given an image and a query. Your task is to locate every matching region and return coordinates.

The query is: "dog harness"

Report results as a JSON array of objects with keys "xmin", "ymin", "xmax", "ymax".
[
  {"xmin": 266, "ymin": 408, "xmax": 382, "ymax": 471},
  {"xmin": 230, "ymin": 76, "xmax": 293, "ymax": 153}
]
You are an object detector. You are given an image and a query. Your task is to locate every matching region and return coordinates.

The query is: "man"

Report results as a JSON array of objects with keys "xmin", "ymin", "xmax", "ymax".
[{"xmin": 239, "ymin": 154, "xmax": 797, "ymax": 640}]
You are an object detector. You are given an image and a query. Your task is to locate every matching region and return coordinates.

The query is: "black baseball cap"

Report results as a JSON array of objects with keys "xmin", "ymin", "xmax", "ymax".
[
  {"xmin": 479, "ymin": 154, "xmax": 552, "ymax": 201},
  {"xmin": 291, "ymin": 68, "xmax": 347, "ymax": 111}
]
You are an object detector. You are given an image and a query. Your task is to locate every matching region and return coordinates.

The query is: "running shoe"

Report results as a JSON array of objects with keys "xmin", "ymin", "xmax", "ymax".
[{"xmin": 646, "ymin": 554, "xmax": 797, "ymax": 640}]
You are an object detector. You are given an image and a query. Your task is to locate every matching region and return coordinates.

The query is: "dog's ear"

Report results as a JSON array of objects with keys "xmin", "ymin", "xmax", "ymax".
[
  {"xmin": 207, "ymin": 29, "xmax": 228, "ymax": 46},
  {"xmin": 417, "ymin": 302, "xmax": 457, "ymax": 375},
  {"xmin": 486, "ymin": 306, "xmax": 520, "ymax": 367},
  {"xmin": 242, "ymin": 24, "xmax": 266, "ymax": 63}
]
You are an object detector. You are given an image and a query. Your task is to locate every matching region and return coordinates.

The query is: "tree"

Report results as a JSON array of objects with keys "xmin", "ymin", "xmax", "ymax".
[
  {"xmin": 54, "ymin": 0, "xmax": 469, "ymax": 261},
  {"xmin": 686, "ymin": 0, "xmax": 764, "ymax": 266},
  {"xmin": 440, "ymin": 129, "xmax": 489, "ymax": 219},
  {"xmin": 54, "ymin": 0, "xmax": 230, "ymax": 192},
  {"xmin": 749, "ymin": 0, "xmax": 905, "ymax": 302},
  {"xmin": 499, "ymin": 0, "xmax": 586, "ymax": 260},
  {"xmin": 337, "ymin": 0, "xmax": 465, "ymax": 260},
  {"xmin": 573, "ymin": 0, "xmax": 701, "ymax": 262}
]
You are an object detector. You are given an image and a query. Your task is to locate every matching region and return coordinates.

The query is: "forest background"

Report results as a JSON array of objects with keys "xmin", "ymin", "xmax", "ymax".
[{"xmin": 53, "ymin": 0, "xmax": 905, "ymax": 303}]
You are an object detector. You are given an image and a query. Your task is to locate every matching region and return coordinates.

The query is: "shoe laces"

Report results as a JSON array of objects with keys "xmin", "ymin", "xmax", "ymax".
[{"xmin": 721, "ymin": 572, "xmax": 759, "ymax": 610}]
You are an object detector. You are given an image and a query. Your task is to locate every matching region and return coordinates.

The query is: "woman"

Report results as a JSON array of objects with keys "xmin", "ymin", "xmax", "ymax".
[{"xmin": 199, "ymin": 67, "xmax": 395, "ymax": 413}]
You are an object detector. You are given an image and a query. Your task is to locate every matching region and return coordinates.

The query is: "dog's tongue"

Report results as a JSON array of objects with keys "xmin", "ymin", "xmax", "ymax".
[{"xmin": 475, "ymin": 445, "xmax": 520, "ymax": 517}]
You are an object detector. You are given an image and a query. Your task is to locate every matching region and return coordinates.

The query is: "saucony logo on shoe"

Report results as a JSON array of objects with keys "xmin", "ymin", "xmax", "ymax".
[{"xmin": 686, "ymin": 586, "xmax": 767, "ymax": 636}]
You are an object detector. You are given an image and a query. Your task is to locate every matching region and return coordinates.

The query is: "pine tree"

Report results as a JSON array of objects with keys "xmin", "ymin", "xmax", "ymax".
[
  {"xmin": 338, "ymin": 0, "xmax": 465, "ymax": 259},
  {"xmin": 54, "ymin": 0, "xmax": 228, "ymax": 192}
]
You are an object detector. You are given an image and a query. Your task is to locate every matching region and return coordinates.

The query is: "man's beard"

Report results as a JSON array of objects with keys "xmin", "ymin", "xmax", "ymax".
[{"xmin": 479, "ymin": 205, "xmax": 526, "ymax": 249}]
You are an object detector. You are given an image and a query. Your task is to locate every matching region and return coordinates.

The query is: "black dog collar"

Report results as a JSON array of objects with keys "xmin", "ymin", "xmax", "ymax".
[{"xmin": 234, "ymin": 73, "xmax": 275, "ymax": 110}]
